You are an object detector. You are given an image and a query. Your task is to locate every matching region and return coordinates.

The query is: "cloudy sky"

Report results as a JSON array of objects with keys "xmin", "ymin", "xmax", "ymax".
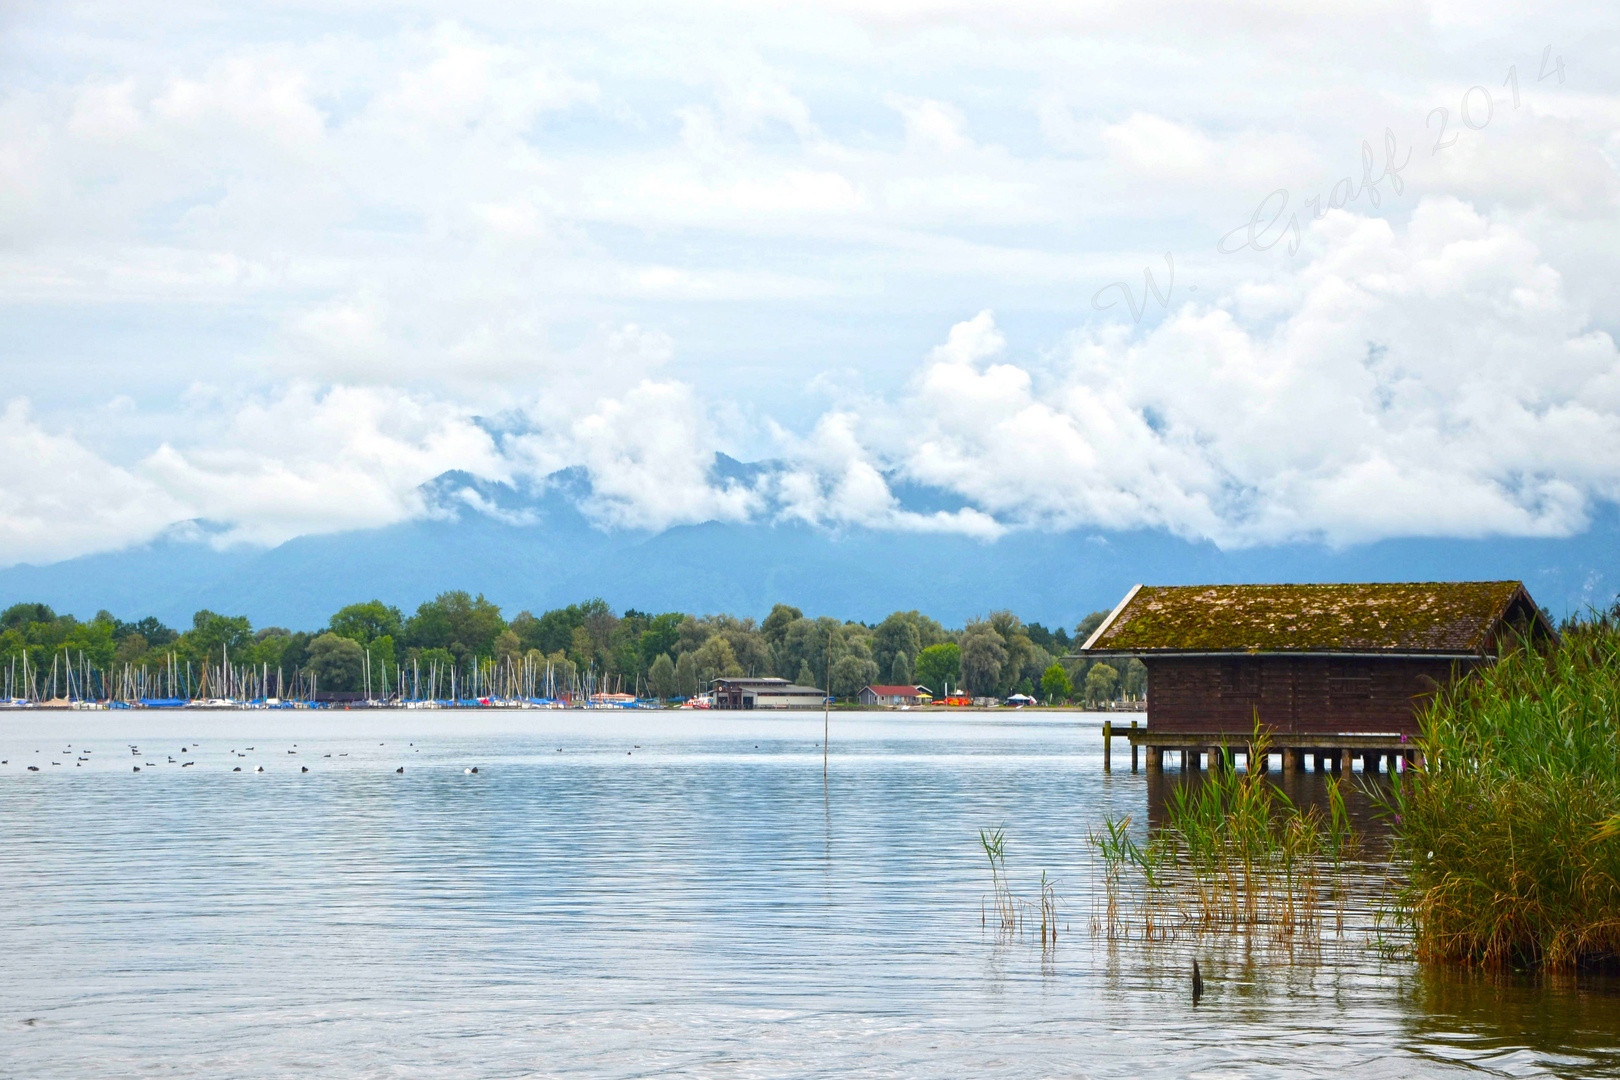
[{"xmin": 3, "ymin": 0, "xmax": 1618, "ymax": 566}]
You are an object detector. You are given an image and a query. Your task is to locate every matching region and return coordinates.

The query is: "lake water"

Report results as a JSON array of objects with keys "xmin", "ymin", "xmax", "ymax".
[{"xmin": 4, "ymin": 709, "xmax": 1619, "ymax": 1078}]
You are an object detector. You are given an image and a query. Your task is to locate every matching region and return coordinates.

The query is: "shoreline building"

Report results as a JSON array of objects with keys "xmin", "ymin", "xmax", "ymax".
[
  {"xmin": 1079, "ymin": 581, "xmax": 1555, "ymax": 774},
  {"xmin": 711, "ymin": 677, "xmax": 827, "ymax": 710},
  {"xmin": 856, "ymin": 684, "xmax": 933, "ymax": 707}
]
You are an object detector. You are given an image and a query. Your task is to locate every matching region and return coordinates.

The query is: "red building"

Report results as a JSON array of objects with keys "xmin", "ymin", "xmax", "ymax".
[{"xmin": 1080, "ymin": 580, "xmax": 1554, "ymax": 773}]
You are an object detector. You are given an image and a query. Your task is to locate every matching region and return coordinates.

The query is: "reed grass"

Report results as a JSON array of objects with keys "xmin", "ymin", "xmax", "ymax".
[
  {"xmin": 1090, "ymin": 724, "xmax": 1361, "ymax": 943},
  {"xmin": 1387, "ymin": 616, "xmax": 1620, "ymax": 971},
  {"xmin": 978, "ymin": 827, "xmax": 1059, "ymax": 946}
]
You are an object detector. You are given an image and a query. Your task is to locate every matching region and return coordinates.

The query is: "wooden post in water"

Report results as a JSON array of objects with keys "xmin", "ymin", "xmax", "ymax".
[
  {"xmin": 1130, "ymin": 720, "xmax": 1139, "ymax": 773},
  {"xmin": 1145, "ymin": 746, "xmax": 1162, "ymax": 773},
  {"xmin": 1103, "ymin": 720, "xmax": 1112, "ymax": 773},
  {"xmin": 1282, "ymin": 747, "xmax": 1297, "ymax": 774}
]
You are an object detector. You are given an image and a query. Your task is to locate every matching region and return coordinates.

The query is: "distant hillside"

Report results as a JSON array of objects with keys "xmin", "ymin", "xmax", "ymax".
[{"xmin": 2, "ymin": 459, "xmax": 1615, "ymax": 629}]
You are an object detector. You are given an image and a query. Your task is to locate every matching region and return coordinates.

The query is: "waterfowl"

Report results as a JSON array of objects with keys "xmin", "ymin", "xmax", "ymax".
[
  {"xmin": 395, "ymin": 767, "xmax": 404, "ymax": 774},
  {"xmin": 27, "ymin": 766, "xmax": 39, "ymax": 772},
  {"xmin": 301, "ymin": 766, "xmax": 309, "ymax": 773},
  {"xmin": 233, "ymin": 767, "xmax": 241, "ymax": 772},
  {"xmin": 133, "ymin": 766, "xmax": 140, "ymax": 772},
  {"xmin": 254, "ymin": 766, "xmax": 264, "ymax": 773}
]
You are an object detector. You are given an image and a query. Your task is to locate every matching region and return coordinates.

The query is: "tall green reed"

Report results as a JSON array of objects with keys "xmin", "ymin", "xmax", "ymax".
[
  {"xmin": 1387, "ymin": 616, "xmax": 1620, "ymax": 971},
  {"xmin": 1090, "ymin": 722, "xmax": 1358, "ymax": 943}
]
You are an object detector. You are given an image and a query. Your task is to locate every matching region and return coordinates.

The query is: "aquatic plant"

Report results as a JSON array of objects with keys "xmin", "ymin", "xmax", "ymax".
[
  {"xmin": 1090, "ymin": 723, "xmax": 1360, "ymax": 942},
  {"xmin": 978, "ymin": 827, "xmax": 1059, "ymax": 945},
  {"xmin": 1388, "ymin": 616, "xmax": 1620, "ymax": 971}
]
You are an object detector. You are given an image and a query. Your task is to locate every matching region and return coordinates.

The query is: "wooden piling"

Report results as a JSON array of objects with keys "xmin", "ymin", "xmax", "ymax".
[
  {"xmin": 1103, "ymin": 720, "xmax": 1112, "ymax": 773},
  {"xmin": 1282, "ymin": 747, "xmax": 1297, "ymax": 773},
  {"xmin": 1130, "ymin": 720, "xmax": 1139, "ymax": 773},
  {"xmin": 1146, "ymin": 746, "xmax": 1162, "ymax": 773}
]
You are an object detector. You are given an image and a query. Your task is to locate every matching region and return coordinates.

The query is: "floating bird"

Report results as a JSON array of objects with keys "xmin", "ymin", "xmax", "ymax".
[
  {"xmin": 287, "ymin": 750, "xmax": 296, "ymax": 755},
  {"xmin": 27, "ymin": 766, "xmax": 39, "ymax": 772},
  {"xmin": 255, "ymin": 766, "xmax": 264, "ymax": 773},
  {"xmin": 301, "ymin": 766, "xmax": 309, "ymax": 773},
  {"xmin": 396, "ymin": 767, "xmax": 404, "ymax": 774},
  {"xmin": 464, "ymin": 767, "xmax": 479, "ymax": 774},
  {"xmin": 1192, "ymin": 960, "xmax": 1204, "ymax": 1004},
  {"xmin": 133, "ymin": 766, "xmax": 140, "ymax": 772},
  {"xmin": 182, "ymin": 762, "xmax": 195, "ymax": 767},
  {"xmin": 233, "ymin": 767, "xmax": 241, "ymax": 772},
  {"xmin": 323, "ymin": 754, "xmax": 331, "ymax": 758},
  {"xmin": 246, "ymin": 747, "xmax": 254, "ymax": 750}
]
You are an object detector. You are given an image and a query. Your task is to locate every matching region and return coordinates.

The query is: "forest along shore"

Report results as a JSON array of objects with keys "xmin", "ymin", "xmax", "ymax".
[{"xmin": 1, "ymin": 597, "xmax": 1144, "ymax": 710}]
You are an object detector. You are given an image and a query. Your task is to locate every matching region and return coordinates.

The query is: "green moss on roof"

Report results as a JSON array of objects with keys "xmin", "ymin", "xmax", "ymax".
[{"xmin": 1090, "ymin": 581, "xmax": 1528, "ymax": 654}]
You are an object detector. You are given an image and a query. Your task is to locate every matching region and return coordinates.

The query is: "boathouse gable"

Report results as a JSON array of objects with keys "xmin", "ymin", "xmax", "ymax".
[{"xmin": 1081, "ymin": 581, "xmax": 1553, "ymax": 738}]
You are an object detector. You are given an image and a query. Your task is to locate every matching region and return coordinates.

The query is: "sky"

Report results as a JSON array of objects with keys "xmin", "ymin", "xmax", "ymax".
[{"xmin": 2, "ymin": 0, "xmax": 1619, "ymax": 569}]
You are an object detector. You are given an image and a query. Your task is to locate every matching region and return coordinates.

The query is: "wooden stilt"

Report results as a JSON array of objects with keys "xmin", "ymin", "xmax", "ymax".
[
  {"xmin": 1282, "ymin": 747, "xmax": 1297, "ymax": 773},
  {"xmin": 1130, "ymin": 720, "xmax": 1139, "ymax": 773},
  {"xmin": 1146, "ymin": 746, "xmax": 1162, "ymax": 773},
  {"xmin": 1103, "ymin": 720, "xmax": 1112, "ymax": 773}
]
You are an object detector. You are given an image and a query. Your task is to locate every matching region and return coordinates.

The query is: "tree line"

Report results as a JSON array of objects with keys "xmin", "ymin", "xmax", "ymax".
[{"xmin": 0, "ymin": 596, "xmax": 1146, "ymax": 704}]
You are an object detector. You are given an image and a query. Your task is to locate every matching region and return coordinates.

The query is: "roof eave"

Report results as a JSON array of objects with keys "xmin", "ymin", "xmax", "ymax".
[{"xmin": 1079, "ymin": 648, "xmax": 1486, "ymax": 660}]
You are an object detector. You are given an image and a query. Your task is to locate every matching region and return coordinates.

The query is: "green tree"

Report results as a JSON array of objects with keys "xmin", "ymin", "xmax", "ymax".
[
  {"xmin": 493, "ymin": 630, "xmax": 522, "ymax": 665},
  {"xmin": 648, "ymin": 653, "xmax": 678, "ymax": 699},
  {"xmin": 693, "ymin": 635, "xmax": 742, "ymax": 683},
  {"xmin": 184, "ymin": 610, "xmax": 254, "ymax": 665},
  {"xmin": 328, "ymin": 600, "xmax": 403, "ymax": 644},
  {"xmin": 872, "ymin": 612, "xmax": 922, "ymax": 677},
  {"xmin": 1123, "ymin": 658, "xmax": 1147, "ymax": 699},
  {"xmin": 960, "ymin": 624, "xmax": 1008, "ymax": 697},
  {"xmin": 1040, "ymin": 663, "xmax": 1072, "ymax": 703},
  {"xmin": 308, "ymin": 632, "xmax": 364, "ymax": 692},
  {"xmin": 914, "ymin": 642, "xmax": 961, "ymax": 696},
  {"xmin": 761, "ymin": 603, "xmax": 803, "ymax": 646},
  {"xmin": 890, "ymin": 651, "xmax": 912, "ymax": 685},
  {"xmin": 1, "ymin": 602, "xmax": 53, "ymax": 631},
  {"xmin": 796, "ymin": 659, "xmax": 819, "ymax": 690},
  {"xmin": 1084, "ymin": 662, "xmax": 1119, "ymax": 707},
  {"xmin": 637, "ymin": 613, "xmax": 685, "ymax": 671},
  {"xmin": 674, "ymin": 651, "xmax": 700, "ymax": 697},
  {"xmin": 831, "ymin": 654, "xmax": 879, "ymax": 698},
  {"xmin": 404, "ymin": 592, "xmax": 506, "ymax": 657}
]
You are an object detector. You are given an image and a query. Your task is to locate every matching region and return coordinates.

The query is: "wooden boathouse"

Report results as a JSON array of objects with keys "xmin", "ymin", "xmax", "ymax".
[{"xmin": 1079, "ymin": 581, "xmax": 1555, "ymax": 775}]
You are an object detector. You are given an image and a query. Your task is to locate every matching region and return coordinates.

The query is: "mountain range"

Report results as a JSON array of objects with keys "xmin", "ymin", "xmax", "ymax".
[{"xmin": 3, "ymin": 456, "xmax": 1616, "ymax": 630}]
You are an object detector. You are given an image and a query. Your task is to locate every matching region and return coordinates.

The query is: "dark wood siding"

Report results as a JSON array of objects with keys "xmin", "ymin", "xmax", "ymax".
[{"xmin": 1143, "ymin": 655, "xmax": 1473, "ymax": 734}]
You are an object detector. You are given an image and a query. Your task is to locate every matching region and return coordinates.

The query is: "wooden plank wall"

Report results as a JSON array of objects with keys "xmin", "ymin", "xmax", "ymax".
[{"xmin": 1143, "ymin": 656, "xmax": 1474, "ymax": 734}]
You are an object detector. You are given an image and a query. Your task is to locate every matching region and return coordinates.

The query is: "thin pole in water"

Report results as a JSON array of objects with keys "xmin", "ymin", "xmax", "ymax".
[{"xmin": 824, "ymin": 627, "xmax": 832, "ymax": 791}]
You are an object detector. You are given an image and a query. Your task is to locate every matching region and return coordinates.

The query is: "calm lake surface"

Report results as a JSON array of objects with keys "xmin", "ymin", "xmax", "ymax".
[{"xmin": 4, "ymin": 709, "xmax": 1619, "ymax": 1078}]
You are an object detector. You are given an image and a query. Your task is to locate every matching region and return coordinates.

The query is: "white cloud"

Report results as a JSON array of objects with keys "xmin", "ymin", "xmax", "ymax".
[
  {"xmin": 0, "ymin": 401, "xmax": 188, "ymax": 565},
  {"xmin": 885, "ymin": 198, "xmax": 1620, "ymax": 546},
  {"xmin": 1, "ymin": 2, "xmax": 1618, "ymax": 566}
]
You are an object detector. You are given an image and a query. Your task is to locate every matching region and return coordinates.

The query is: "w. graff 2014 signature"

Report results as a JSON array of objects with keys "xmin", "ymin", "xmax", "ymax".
[
  {"xmin": 1217, "ymin": 44, "xmax": 1565, "ymax": 259},
  {"xmin": 1216, "ymin": 129, "xmax": 1411, "ymax": 258},
  {"xmin": 1091, "ymin": 45, "xmax": 1568, "ymax": 322}
]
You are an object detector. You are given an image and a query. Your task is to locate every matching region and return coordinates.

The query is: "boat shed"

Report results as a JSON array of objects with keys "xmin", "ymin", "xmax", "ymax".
[
  {"xmin": 857, "ymin": 684, "xmax": 932, "ymax": 707},
  {"xmin": 711, "ymin": 677, "xmax": 827, "ymax": 710},
  {"xmin": 1079, "ymin": 581, "xmax": 1555, "ymax": 774}
]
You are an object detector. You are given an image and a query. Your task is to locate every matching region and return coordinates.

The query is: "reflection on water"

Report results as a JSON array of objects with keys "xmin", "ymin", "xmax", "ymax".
[{"xmin": 2, "ymin": 710, "xmax": 1617, "ymax": 1078}]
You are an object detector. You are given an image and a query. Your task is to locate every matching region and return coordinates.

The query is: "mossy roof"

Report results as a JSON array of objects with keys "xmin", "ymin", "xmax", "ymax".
[{"xmin": 1085, "ymin": 581, "xmax": 1531, "ymax": 654}]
